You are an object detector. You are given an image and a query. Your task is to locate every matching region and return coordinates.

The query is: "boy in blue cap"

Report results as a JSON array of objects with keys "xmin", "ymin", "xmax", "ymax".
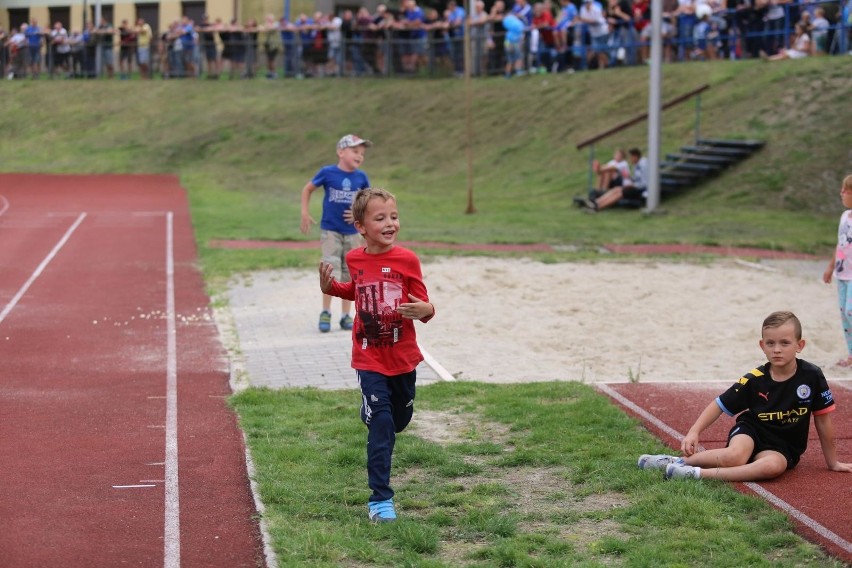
[{"xmin": 300, "ymin": 134, "xmax": 372, "ymax": 332}]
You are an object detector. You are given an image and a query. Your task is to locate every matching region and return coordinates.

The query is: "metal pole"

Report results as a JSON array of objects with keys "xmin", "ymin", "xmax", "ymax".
[
  {"xmin": 95, "ymin": 1, "xmax": 102, "ymax": 77},
  {"xmin": 695, "ymin": 93, "xmax": 701, "ymax": 144},
  {"xmin": 464, "ymin": 0, "xmax": 475, "ymax": 214},
  {"xmin": 587, "ymin": 145, "xmax": 595, "ymax": 193},
  {"xmin": 645, "ymin": 0, "xmax": 663, "ymax": 213}
]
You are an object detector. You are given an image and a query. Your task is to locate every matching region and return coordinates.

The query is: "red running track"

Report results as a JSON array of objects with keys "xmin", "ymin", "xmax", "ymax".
[
  {"xmin": 0, "ymin": 174, "xmax": 265, "ymax": 567},
  {"xmin": 599, "ymin": 380, "xmax": 852, "ymax": 564}
]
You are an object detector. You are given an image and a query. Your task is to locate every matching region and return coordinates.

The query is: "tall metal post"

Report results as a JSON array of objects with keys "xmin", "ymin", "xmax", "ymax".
[
  {"xmin": 464, "ymin": 0, "xmax": 476, "ymax": 214},
  {"xmin": 645, "ymin": 0, "xmax": 663, "ymax": 213},
  {"xmin": 95, "ymin": 2, "xmax": 102, "ymax": 77}
]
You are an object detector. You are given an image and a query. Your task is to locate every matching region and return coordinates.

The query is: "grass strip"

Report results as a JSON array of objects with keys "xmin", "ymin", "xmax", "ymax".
[{"xmin": 231, "ymin": 381, "xmax": 843, "ymax": 567}]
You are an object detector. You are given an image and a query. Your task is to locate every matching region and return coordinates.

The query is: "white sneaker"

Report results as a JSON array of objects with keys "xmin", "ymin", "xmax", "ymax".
[
  {"xmin": 665, "ymin": 463, "xmax": 700, "ymax": 480},
  {"xmin": 638, "ymin": 454, "xmax": 682, "ymax": 470}
]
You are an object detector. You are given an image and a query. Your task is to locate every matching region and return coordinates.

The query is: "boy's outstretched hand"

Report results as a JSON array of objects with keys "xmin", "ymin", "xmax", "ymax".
[
  {"xmin": 398, "ymin": 294, "xmax": 434, "ymax": 320},
  {"xmin": 319, "ymin": 262, "xmax": 335, "ymax": 294}
]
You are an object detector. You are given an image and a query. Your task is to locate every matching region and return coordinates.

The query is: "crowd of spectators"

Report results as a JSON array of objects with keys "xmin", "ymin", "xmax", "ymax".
[{"xmin": 1, "ymin": 0, "xmax": 849, "ymax": 79}]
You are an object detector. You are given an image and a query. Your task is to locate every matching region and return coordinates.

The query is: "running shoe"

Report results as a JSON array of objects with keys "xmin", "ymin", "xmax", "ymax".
[
  {"xmin": 638, "ymin": 454, "xmax": 683, "ymax": 470},
  {"xmin": 340, "ymin": 314, "xmax": 354, "ymax": 330},
  {"xmin": 318, "ymin": 310, "xmax": 332, "ymax": 333},
  {"xmin": 665, "ymin": 463, "xmax": 701, "ymax": 480},
  {"xmin": 368, "ymin": 499, "xmax": 397, "ymax": 523}
]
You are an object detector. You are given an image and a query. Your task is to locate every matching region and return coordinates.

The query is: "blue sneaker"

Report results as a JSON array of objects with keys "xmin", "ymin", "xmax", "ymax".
[
  {"xmin": 318, "ymin": 310, "xmax": 331, "ymax": 333},
  {"xmin": 368, "ymin": 499, "xmax": 397, "ymax": 523},
  {"xmin": 340, "ymin": 314, "xmax": 354, "ymax": 330}
]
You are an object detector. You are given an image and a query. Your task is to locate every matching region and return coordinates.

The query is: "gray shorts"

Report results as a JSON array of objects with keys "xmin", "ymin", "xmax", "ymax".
[
  {"xmin": 137, "ymin": 46, "xmax": 150, "ymax": 65},
  {"xmin": 101, "ymin": 46, "xmax": 114, "ymax": 66},
  {"xmin": 320, "ymin": 230, "xmax": 361, "ymax": 282}
]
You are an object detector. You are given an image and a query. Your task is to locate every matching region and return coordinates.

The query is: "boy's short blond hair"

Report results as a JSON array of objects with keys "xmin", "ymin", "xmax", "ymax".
[
  {"xmin": 762, "ymin": 311, "xmax": 802, "ymax": 340},
  {"xmin": 843, "ymin": 174, "xmax": 852, "ymax": 191},
  {"xmin": 352, "ymin": 188, "xmax": 396, "ymax": 224}
]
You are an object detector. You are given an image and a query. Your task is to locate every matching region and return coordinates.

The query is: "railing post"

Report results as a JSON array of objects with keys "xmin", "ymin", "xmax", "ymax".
[
  {"xmin": 695, "ymin": 92, "xmax": 701, "ymax": 145},
  {"xmin": 587, "ymin": 144, "xmax": 595, "ymax": 193}
]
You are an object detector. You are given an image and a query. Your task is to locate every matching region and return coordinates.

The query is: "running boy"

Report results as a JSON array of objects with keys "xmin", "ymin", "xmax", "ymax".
[
  {"xmin": 319, "ymin": 188, "xmax": 435, "ymax": 522},
  {"xmin": 823, "ymin": 174, "xmax": 852, "ymax": 367},
  {"xmin": 301, "ymin": 134, "xmax": 372, "ymax": 332},
  {"xmin": 638, "ymin": 311, "xmax": 852, "ymax": 481}
]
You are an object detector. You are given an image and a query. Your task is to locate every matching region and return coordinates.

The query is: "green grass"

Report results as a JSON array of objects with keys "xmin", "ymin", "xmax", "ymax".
[
  {"xmin": 231, "ymin": 382, "xmax": 843, "ymax": 567},
  {"xmin": 1, "ymin": 57, "xmax": 849, "ymax": 287}
]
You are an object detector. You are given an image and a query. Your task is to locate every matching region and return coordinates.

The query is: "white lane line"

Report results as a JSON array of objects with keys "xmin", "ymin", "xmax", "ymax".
[
  {"xmin": 419, "ymin": 345, "xmax": 456, "ymax": 382},
  {"xmin": 595, "ymin": 383, "xmax": 685, "ymax": 443},
  {"xmin": 0, "ymin": 213, "xmax": 86, "ymax": 326},
  {"xmin": 0, "ymin": 195, "xmax": 9, "ymax": 217},
  {"xmin": 164, "ymin": 211, "xmax": 180, "ymax": 568},
  {"xmin": 744, "ymin": 482, "xmax": 852, "ymax": 553},
  {"xmin": 596, "ymin": 383, "xmax": 852, "ymax": 555},
  {"xmin": 113, "ymin": 485, "xmax": 157, "ymax": 489}
]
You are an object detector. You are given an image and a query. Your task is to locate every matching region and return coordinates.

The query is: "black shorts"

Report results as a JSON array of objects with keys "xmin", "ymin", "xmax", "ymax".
[
  {"xmin": 728, "ymin": 421, "xmax": 798, "ymax": 469},
  {"xmin": 623, "ymin": 186, "xmax": 645, "ymax": 201},
  {"xmin": 608, "ymin": 175, "xmax": 623, "ymax": 189}
]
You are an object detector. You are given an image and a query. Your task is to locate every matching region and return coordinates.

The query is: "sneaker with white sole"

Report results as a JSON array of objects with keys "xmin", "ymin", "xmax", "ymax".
[
  {"xmin": 665, "ymin": 463, "xmax": 701, "ymax": 480},
  {"xmin": 638, "ymin": 454, "xmax": 683, "ymax": 470},
  {"xmin": 340, "ymin": 314, "xmax": 354, "ymax": 330},
  {"xmin": 368, "ymin": 499, "xmax": 397, "ymax": 523}
]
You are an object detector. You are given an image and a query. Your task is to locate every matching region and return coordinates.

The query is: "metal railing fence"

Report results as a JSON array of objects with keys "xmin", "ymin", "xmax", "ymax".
[{"xmin": 1, "ymin": 1, "xmax": 848, "ymax": 80}]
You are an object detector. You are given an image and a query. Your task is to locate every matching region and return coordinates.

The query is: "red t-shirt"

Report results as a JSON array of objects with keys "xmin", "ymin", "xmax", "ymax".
[
  {"xmin": 533, "ymin": 11, "xmax": 556, "ymax": 46},
  {"xmin": 329, "ymin": 245, "xmax": 433, "ymax": 376},
  {"xmin": 633, "ymin": 0, "xmax": 650, "ymax": 31}
]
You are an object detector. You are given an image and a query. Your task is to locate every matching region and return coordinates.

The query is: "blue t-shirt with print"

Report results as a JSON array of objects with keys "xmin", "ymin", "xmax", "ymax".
[{"xmin": 312, "ymin": 166, "xmax": 370, "ymax": 235}]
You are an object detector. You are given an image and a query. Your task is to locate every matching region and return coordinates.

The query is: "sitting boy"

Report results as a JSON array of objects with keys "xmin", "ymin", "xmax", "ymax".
[
  {"xmin": 639, "ymin": 311, "xmax": 852, "ymax": 481},
  {"xmin": 582, "ymin": 147, "xmax": 647, "ymax": 212},
  {"xmin": 592, "ymin": 148, "xmax": 630, "ymax": 191}
]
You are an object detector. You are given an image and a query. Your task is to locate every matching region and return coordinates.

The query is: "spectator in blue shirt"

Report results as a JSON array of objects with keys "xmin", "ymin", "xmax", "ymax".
[
  {"xmin": 180, "ymin": 16, "xmax": 196, "ymax": 77},
  {"xmin": 403, "ymin": 0, "xmax": 427, "ymax": 73},
  {"xmin": 446, "ymin": 0, "xmax": 466, "ymax": 75},
  {"xmin": 25, "ymin": 18, "xmax": 42, "ymax": 78}
]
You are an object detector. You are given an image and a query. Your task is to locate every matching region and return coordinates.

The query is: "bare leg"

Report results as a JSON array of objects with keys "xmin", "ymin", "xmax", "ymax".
[
  {"xmin": 595, "ymin": 187, "xmax": 625, "ymax": 211},
  {"xmin": 683, "ymin": 435, "xmax": 788, "ymax": 481},
  {"xmin": 690, "ymin": 451, "xmax": 788, "ymax": 481}
]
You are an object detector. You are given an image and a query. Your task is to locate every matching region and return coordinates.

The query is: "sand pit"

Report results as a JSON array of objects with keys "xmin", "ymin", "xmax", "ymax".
[{"xmin": 407, "ymin": 256, "xmax": 849, "ymax": 383}]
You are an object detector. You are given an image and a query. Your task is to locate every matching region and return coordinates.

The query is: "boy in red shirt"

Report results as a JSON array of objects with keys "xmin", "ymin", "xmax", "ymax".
[{"xmin": 319, "ymin": 187, "xmax": 435, "ymax": 522}]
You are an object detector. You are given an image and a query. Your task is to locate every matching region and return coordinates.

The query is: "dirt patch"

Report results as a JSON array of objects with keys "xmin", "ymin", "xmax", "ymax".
[
  {"xmin": 411, "ymin": 409, "xmax": 512, "ymax": 447},
  {"xmin": 404, "ymin": 409, "xmax": 632, "ymax": 562}
]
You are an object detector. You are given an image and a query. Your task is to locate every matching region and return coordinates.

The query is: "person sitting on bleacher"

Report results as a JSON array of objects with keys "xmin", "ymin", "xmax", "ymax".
[
  {"xmin": 592, "ymin": 148, "xmax": 631, "ymax": 192},
  {"xmin": 582, "ymin": 147, "xmax": 648, "ymax": 212}
]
